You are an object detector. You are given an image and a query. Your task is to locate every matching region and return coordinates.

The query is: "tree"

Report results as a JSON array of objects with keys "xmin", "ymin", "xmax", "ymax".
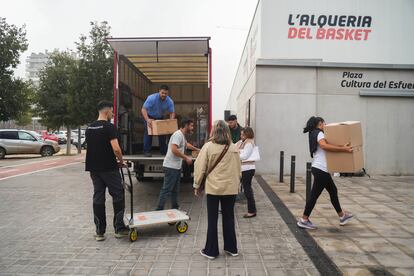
[
  {"xmin": 36, "ymin": 51, "xmax": 79, "ymax": 154},
  {"xmin": 73, "ymin": 21, "xmax": 114, "ymax": 125},
  {"xmin": 0, "ymin": 17, "xmax": 31, "ymax": 122},
  {"xmin": 15, "ymin": 82, "xmax": 36, "ymax": 126}
]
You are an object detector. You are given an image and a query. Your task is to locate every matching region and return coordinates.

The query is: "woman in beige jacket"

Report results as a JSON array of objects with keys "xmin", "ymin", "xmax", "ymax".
[{"xmin": 193, "ymin": 120, "xmax": 241, "ymax": 260}]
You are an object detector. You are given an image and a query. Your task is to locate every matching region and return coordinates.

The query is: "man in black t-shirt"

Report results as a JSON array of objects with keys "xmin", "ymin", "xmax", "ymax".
[{"xmin": 85, "ymin": 101, "xmax": 128, "ymax": 241}]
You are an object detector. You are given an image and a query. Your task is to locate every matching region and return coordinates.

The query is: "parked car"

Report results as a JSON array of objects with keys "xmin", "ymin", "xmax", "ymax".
[
  {"xmin": 0, "ymin": 129, "xmax": 60, "ymax": 159},
  {"xmin": 72, "ymin": 136, "xmax": 87, "ymax": 149},
  {"xmin": 53, "ymin": 131, "xmax": 68, "ymax": 144},
  {"xmin": 39, "ymin": 130, "xmax": 59, "ymax": 143}
]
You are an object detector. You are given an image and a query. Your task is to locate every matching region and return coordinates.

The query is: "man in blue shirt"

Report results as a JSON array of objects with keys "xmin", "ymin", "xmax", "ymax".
[{"xmin": 141, "ymin": 85, "xmax": 175, "ymax": 156}]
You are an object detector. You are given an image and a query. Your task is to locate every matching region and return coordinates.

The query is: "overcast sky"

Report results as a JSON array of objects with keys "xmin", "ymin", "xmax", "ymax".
[{"xmin": 3, "ymin": 0, "xmax": 258, "ymax": 120}]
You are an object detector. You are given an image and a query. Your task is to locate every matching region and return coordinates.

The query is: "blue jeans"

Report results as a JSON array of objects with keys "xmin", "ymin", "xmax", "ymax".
[
  {"xmin": 143, "ymin": 119, "xmax": 167, "ymax": 154},
  {"xmin": 156, "ymin": 167, "xmax": 181, "ymax": 210}
]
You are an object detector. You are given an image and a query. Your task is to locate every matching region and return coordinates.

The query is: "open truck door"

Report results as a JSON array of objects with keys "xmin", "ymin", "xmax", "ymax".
[{"xmin": 107, "ymin": 37, "xmax": 211, "ymax": 180}]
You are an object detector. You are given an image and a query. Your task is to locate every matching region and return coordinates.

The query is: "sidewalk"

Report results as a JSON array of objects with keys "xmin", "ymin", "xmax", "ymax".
[
  {"xmin": 0, "ymin": 163, "xmax": 319, "ymax": 276},
  {"xmin": 261, "ymin": 174, "xmax": 414, "ymax": 276}
]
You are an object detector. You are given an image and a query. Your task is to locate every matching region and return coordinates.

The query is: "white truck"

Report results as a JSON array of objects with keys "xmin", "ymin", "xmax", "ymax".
[{"xmin": 106, "ymin": 37, "xmax": 212, "ymax": 180}]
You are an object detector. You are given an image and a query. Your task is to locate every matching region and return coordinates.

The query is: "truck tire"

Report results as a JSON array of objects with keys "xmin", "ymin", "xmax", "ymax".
[
  {"xmin": 40, "ymin": 146, "xmax": 54, "ymax": 157},
  {"xmin": 0, "ymin": 147, "xmax": 6, "ymax": 159}
]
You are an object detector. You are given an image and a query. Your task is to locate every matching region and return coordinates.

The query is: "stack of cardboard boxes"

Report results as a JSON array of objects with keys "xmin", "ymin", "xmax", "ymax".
[{"xmin": 324, "ymin": 121, "xmax": 364, "ymax": 173}]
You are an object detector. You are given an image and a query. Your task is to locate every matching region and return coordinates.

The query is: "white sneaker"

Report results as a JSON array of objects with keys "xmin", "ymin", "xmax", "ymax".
[
  {"xmin": 200, "ymin": 249, "xmax": 216, "ymax": 260},
  {"xmin": 340, "ymin": 212, "xmax": 354, "ymax": 226},
  {"xmin": 224, "ymin": 250, "xmax": 239, "ymax": 257}
]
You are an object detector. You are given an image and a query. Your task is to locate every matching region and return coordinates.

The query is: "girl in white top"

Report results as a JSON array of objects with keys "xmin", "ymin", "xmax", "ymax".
[
  {"xmin": 236, "ymin": 127, "xmax": 257, "ymax": 218},
  {"xmin": 297, "ymin": 116, "xmax": 354, "ymax": 230}
]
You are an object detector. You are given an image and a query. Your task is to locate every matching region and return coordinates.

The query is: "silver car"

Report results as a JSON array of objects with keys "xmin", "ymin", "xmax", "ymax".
[{"xmin": 0, "ymin": 129, "xmax": 61, "ymax": 159}]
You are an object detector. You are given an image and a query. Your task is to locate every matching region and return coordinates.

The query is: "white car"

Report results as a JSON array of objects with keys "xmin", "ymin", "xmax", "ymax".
[
  {"xmin": 72, "ymin": 136, "xmax": 86, "ymax": 149},
  {"xmin": 53, "ymin": 131, "xmax": 67, "ymax": 144}
]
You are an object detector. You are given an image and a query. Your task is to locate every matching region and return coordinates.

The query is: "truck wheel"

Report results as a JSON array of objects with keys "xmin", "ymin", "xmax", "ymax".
[
  {"xmin": 0, "ymin": 147, "xmax": 5, "ymax": 159},
  {"xmin": 40, "ymin": 146, "xmax": 54, "ymax": 157}
]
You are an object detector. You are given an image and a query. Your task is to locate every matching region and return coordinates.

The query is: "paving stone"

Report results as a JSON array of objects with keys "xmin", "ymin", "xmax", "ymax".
[
  {"xmin": 0, "ymin": 163, "xmax": 317, "ymax": 276},
  {"xmin": 263, "ymin": 174, "xmax": 414, "ymax": 276}
]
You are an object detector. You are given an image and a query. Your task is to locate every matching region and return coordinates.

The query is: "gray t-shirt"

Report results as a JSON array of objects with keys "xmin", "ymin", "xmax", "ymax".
[{"xmin": 163, "ymin": 130, "xmax": 186, "ymax": 169}]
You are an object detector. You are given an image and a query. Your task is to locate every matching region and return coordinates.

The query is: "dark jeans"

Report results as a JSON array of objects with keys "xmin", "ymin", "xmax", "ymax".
[
  {"xmin": 204, "ymin": 194, "xmax": 237, "ymax": 257},
  {"xmin": 242, "ymin": 169, "xmax": 256, "ymax": 213},
  {"xmin": 156, "ymin": 167, "xmax": 181, "ymax": 210},
  {"xmin": 304, "ymin": 167, "xmax": 343, "ymax": 217},
  {"xmin": 143, "ymin": 119, "xmax": 167, "ymax": 155},
  {"xmin": 90, "ymin": 170, "xmax": 126, "ymax": 234}
]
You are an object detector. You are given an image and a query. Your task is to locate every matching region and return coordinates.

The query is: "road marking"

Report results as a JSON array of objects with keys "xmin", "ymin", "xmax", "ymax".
[
  {"xmin": 0, "ymin": 168, "xmax": 19, "ymax": 173},
  {"xmin": 0, "ymin": 161, "xmax": 82, "ymax": 181},
  {"xmin": 0, "ymin": 158, "xmax": 63, "ymax": 168}
]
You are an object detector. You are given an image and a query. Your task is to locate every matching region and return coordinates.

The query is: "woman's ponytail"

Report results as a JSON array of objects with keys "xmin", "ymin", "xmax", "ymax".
[{"xmin": 303, "ymin": 116, "xmax": 324, "ymax": 133}]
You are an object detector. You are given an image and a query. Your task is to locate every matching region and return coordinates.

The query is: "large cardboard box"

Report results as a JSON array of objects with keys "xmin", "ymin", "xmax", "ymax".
[
  {"xmin": 147, "ymin": 119, "xmax": 178, "ymax": 135},
  {"xmin": 324, "ymin": 121, "xmax": 364, "ymax": 173},
  {"xmin": 326, "ymin": 146, "xmax": 364, "ymax": 173},
  {"xmin": 324, "ymin": 121, "xmax": 362, "ymax": 147}
]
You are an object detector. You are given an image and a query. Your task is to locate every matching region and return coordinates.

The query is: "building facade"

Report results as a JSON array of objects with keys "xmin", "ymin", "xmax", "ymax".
[
  {"xmin": 25, "ymin": 51, "xmax": 50, "ymax": 86},
  {"xmin": 226, "ymin": 0, "xmax": 414, "ymax": 175}
]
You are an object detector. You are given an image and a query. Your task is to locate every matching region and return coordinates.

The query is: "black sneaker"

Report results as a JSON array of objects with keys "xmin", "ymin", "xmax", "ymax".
[
  {"xmin": 114, "ymin": 229, "xmax": 129, "ymax": 238},
  {"xmin": 94, "ymin": 234, "xmax": 106, "ymax": 241},
  {"xmin": 144, "ymin": 152, "xmax": 152, "ymax": 157}
]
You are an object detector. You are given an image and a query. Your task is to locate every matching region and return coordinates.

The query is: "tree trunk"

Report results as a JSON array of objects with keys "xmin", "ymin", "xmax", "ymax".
[{"xmin": 66, "ymin": 126, "xmax": 71, "ymax": 155}]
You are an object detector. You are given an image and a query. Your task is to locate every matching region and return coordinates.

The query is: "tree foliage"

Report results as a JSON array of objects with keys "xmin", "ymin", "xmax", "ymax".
[
  {"xmin": 0, "ymin": 17, "xmax": 31, "ymax": 122},
  {"xmin": 36, "ymin": 51, "xmax": 79, "ymax": 129},
  {"xmin": 73, "ymin": 21, "xmax": 113, "ymax": 124},
  {"xmin": 36, "ymin": 21, "xmax": 114, "ymax": 129}
]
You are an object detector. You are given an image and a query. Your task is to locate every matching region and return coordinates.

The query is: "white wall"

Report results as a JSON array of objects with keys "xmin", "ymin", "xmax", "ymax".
[
  {"xmin": 253, "ymin": 65, "xmax": 414, "ymax": 175},
  {"xmin": 260, "ymin": 0, "xmax": 414, "ymax": 64},
  {"xmin": 226, "ymin": 1, "xmax": 262, "ymax": 113}
]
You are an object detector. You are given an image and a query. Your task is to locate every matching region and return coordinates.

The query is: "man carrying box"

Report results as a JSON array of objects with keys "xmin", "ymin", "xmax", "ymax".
[
  {"xmin": 156, "ymin": 118, "xmax": 200, "ymax": 210},
  {"xmin": 141, "ymin": 85, "xmax": 175, "ymax": 157}
]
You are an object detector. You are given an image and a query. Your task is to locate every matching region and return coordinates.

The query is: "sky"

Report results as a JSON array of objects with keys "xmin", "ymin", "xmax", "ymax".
[{"xmin": 2, "ymin": 0, "xmax": 258, "ymax": 120}]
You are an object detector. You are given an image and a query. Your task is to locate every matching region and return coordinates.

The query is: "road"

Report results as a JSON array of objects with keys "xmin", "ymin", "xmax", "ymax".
[
  {"xmin": 0, "ymin": 156, "xmax": 318, "ymax": 275},
  {"xmin": 0, "ymin": 154, "xmax": 85, "ymax": 181}
]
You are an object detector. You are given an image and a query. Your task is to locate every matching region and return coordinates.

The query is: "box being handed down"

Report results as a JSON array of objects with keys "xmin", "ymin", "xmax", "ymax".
[
  {"xmin": 147, "ymin": 119, "xmax": 178, "ymax": 135},
  {"xmin": 324, "ymin": 121, "xmax": 364, "ymax": 173}
]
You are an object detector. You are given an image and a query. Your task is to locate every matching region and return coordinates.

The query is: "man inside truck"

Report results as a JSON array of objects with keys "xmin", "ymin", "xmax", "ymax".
[{"xmin": 141, "ymin": 84, "xmax": 176, "ymax": 157}]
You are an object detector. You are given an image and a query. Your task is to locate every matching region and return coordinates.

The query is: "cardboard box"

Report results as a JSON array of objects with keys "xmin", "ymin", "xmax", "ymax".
[
  {"xmin": 324, "ymin": 121, "xmax": 364, "ymax": 173},
  {"xmin": 147, "ymin": 119, "xmax": 178, "ymax": 135},
  {"xmin": 326, "ymin": 146, "xmax": 364, "ymax": 173},
  {"xmin": 324, "ymin": 121, "xmax": 363, "ymax": 147}
]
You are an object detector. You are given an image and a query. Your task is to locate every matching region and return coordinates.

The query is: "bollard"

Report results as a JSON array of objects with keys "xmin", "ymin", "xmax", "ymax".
[
  {"xmin": 279, "ymin": 151, "xmax": 284, "ymax": 183},
  {"xmin": 306, "ymin": 162, "xmax": 312, "ymax": 203},
  {"xmin": 290, "ymin": 155, "xmax": 296, "ymax": 193}
]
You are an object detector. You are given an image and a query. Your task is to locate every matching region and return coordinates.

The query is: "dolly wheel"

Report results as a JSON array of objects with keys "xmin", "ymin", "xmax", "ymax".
[
  {"xmin": 129, "ymin": 229, "xmax": 138, "ymax": 242},
  {"xmin": 176, "ymin": 222, "xmax": 188, "ymax": 233}
]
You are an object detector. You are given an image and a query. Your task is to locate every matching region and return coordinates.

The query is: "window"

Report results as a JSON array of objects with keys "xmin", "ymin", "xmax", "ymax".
[
  {"xmin": 18, "ymin": 131, "xmax": 35, "ymax": 141},
  {"xmin": 0, "ymin": 131, "xmax": 19, "ymax": 140}
]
